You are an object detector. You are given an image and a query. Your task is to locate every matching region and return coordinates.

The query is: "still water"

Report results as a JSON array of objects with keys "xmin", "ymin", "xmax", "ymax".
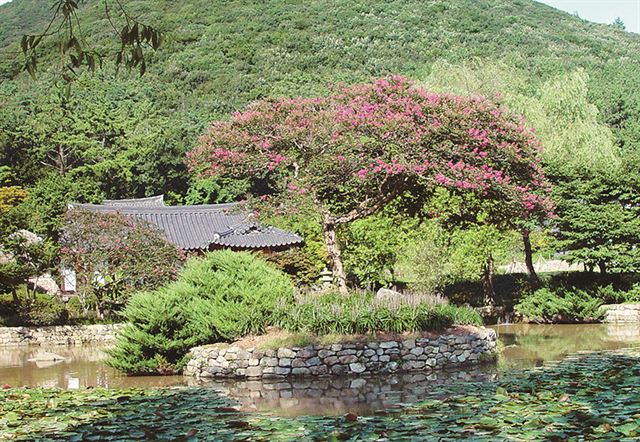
[{"xmin": 1, "ymin": 323, "xmax": 639, "ymax": 416}]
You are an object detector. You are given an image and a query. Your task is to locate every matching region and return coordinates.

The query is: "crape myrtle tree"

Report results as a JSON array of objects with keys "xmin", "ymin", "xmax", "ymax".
[
  {"xmin": 188, "ymin": 76, "xmax": 552, "ymax": 293},
  {"xmin": 60, "ymin": 209, "xmax": 184, "ymax": 318}
]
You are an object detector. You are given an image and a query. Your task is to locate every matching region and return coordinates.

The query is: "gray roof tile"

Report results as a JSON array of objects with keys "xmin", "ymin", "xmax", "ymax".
[{"xmin": 68, "ymin": 198, "xmax": 303, "ymax": 251}]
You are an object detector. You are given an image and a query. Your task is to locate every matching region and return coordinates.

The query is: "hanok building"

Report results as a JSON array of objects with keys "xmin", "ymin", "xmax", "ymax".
[{"xmin": 62, "ymin": 195, "xmax": 303, "ymax": 292}]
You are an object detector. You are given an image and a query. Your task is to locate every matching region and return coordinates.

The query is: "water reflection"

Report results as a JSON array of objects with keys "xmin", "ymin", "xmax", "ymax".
[
  {"xmin": 1, "ymin": 323, "xmax": 639, "ymax": 416},
  {"xmin": 491, "ymin": 323, "xmax": 640, "ymax": 369},
  {"xmin": 189, "ymin": 368, "xmax": 499, "ymax": 416},
  {"xmin": 0, "ymin": 345, "xmax": 184, "ymax": 389}
]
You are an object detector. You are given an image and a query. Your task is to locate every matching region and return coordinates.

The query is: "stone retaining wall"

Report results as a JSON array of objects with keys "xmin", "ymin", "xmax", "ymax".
[
  {"xmin": 0, "ymin": 324, "xmax": 125, "ymax": 347},
  {"xmin": 184, "ymin": 327, "xmax": 497, "ymax": 379},
  {"xmin": 602, "ymin": 304, "xmax": 640, "ymax": 323}
]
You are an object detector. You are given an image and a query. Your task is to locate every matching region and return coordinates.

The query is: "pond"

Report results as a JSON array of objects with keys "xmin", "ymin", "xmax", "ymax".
[{"xmin": 1, "ymin": 323, "xmax": 639, "ymax": 418}]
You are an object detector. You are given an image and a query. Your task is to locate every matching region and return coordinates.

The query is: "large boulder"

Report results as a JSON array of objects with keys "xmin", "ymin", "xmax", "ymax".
[{"xmin": 375, "ymin": 288, "xmax": 403, "ymax": 305}]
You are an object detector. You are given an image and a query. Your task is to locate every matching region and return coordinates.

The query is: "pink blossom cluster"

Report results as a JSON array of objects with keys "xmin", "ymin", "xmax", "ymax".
[{"xmin": 190, "ymin": 75, "xmax": 553, "ymax": 221}]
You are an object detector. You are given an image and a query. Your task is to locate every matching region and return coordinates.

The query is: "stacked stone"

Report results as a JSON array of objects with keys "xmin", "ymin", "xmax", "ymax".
[
  {"xmin": 602, "ymin": 304, "xmax": 640, "ymax": 323},
  {"xmin": 184, "ymin": 327, "xmax": 497, "ymax": 379},
  {"xmin": 0, "ymin": 324, "xmax": 125, "ymax": 347}
]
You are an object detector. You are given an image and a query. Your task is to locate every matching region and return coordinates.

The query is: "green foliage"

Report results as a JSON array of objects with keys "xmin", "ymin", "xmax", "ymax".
[
  {"xmin": 0, "ymin": 231, "xmax": 58, "ymax": 302},
  {"xmin": 20, "ymin": 173, "xmax": 103, "ymax": 238},
  {"xmin": 274, "ymin": 291, "xmax": 481, "ymax": 335},
  {"xmin": 0, "ymin": 288, "xmax": 67, "ymax": 326},
  {"xmin": 343, "ymin": 214, "xmax": 420, "ymax": 288},
  {"xmin": 184, "ymin": 177, "xmax": 248, "ymax": 205},
  {"xmin": 0, "ymin": 186, "xmax": 27, "ymax": 214},
  {"xmin": 398, "ymin": 220, "xmax": 452, "ymax": 294},
  {"xmin": 107, "ymin": 251, "xmax": 294, "ymax": 374},
  {"xmin": 516, "ymin": 288, "xmax": 604, "ymax": 323},
  {"xmin": 15, "ymin": 293, "xmax": 68, "ymax": 326},
  {"xmin": 260, "ymin": 248, "xmax": 321, "ymax": 286},
  {"xmin": 551, "ymin": 166, "xmax": 640, "ymax": 273},
  {"xmin": 264, "ymin": 208, "xmax": 327, "ymax": 285}
]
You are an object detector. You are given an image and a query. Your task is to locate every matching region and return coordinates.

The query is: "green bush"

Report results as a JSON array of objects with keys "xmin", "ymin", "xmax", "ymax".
[
  {"xmin": 596, "ymin": 283, "xmax": 640, "ymax": 304},
  {"xmin": 274, "ymin": 291, "xmax": 482, "ymax": 335},
  {"xmin": 0, "ymin": 288, "xmax": 68, "ymax": 326},
  {"xmin": 107, "ymin": 250, "xmax": 295, "ymax": 374},
  {"xmin": 16, "ymin": 294, "xmax": 68, "ymax": 326},
  {"xmin": 515, "ymin": 288, "xmax": 604, "ymax": 323}
]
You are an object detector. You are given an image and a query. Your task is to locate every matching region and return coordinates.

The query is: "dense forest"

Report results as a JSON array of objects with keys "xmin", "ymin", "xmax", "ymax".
[{"xmin": 1, "ymin": 0, "xmax": 640, "ymax": 314}]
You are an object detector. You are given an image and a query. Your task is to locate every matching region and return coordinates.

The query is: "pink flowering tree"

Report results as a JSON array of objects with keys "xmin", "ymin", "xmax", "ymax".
[
  {"xmin": 188, "ymin": 76, "xmax": 552, "ymax": 293},
  {"xmin": 60, "ymin": 209, "xmax": 185, "ymax": 318}
]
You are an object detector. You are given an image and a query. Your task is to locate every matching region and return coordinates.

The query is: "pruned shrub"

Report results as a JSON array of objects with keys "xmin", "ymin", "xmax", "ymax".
[
  {"xmin": 515, "ymin": 288, "xmax": 604, "ymax": 323},
  {"xmin": 107, "ymin": 250, "xmax": 294, "ymax": 374}
]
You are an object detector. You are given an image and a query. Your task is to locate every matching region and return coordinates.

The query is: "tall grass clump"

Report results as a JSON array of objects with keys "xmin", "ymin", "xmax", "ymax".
[
  {"xmin": 107, "ymin": 250, "xmax": 294, "ymax": 374},
  {"xmin": 274, "ymin": 291, "xmax": 481, "ymax": 335}
]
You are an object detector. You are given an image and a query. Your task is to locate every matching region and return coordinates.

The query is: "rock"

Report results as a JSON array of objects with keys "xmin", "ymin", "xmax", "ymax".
[
  {"xmin": 318, "ymin": 349, "xmax": 335, "ymax": 358},
  {"xmin": 297, "ymin": 347, "xmax": 316, "ymax": 358},
  {"xmin": 291, "ymin": 367, "xmax": 310, "ymax": 375},
  {"xmin": 310, "ymin": 365, "xmax": 329, "ymax": 375},
  {"xmin": 380, "ymin": 341, "xmax": 398, "ymax": 349},
  {"xmin": 291, "ymin": 358, "xmax": 307, "ymax": 368},
  {"xmin": 349, "ymin": 363, "xmax": 366, "ymax": 373},
  {"xmin": 246, "ymin": 366, "xmax": 262, "ymax": 377},
  {"xmin": 338, "ymin": 355, "xmax": 357, "ymax": 364},
  {"xmin": 331, "ymin": 364, "xmax": 348, "ymax": 375},
  {"xmin": 337, "ymin": 349, "xmax": 357, "ymax": 356},
  {"xmin": 375, "ymin": 288, "xmax": 403, "ymax": 303},
  {"xmin": 279, "ymin": 358, "xmax": 292, "ymax": 367},
  {"xmin": 410, "ymin": 347, "xmax": 424, "ymax": 356},
  {"xmin": 401, "ymin": 339, "xmax": 416, "ymax": 349},
  {"xmin": 323, "ymin": 356, "xmax": 339, "ymax": 365},
  {"xmin": 274, "ymin": 367, "xmax": 291, "ymax": 376},
  {"xmin": 277, "ymin": 348, "xmax": 296, "ymax": 358},
  {"xmin": 30, "ymin": 352, "xmax": 65, "ymax": 362},
  {"xmin": 261, "ymin": 357, "xmax": 279, "ymax": 367},
  {"xmin": 305, "ymin": 357, "xmax": 321, "ymax": 366}
]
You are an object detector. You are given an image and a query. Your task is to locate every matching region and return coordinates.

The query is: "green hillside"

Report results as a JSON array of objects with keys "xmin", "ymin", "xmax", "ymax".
[{"xmin": 1, "ymin": 0, "xmax": 639, "ymax": 202}]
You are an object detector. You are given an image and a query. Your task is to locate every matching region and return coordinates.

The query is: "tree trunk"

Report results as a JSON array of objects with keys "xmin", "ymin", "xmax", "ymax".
[
  {"xmin": 522, "ymin": 229, "xmax": 540, "ymax": 284},
  {"xmin": 322, "ymin": 216, "xmax": 348, "ymax": 294},
  {"xmin": 11, "ymin": 287, "xmax": 19, "ymax": 304},
  {"xmin": 482, "ymin": 254, "xmax": 496, "ymax": 306},
  {"xmin": 598, "ymin": 260, "xmax": 607, "ymax": 275}
]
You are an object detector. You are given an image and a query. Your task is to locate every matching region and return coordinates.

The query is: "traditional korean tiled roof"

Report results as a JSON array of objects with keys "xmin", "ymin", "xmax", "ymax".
[
  {"xmin": 67, "ymin": 197, "xmax": 303, "ymax": 251},
  {"xmin": 102, "ymin": 195, "xmax": 165, "ymax": 207}
]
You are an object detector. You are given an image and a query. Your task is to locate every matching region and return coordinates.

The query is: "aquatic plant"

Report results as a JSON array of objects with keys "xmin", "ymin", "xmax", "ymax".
[{"xmin": 2, "ymin": 349, "xmax": 639, "ymax": 440}]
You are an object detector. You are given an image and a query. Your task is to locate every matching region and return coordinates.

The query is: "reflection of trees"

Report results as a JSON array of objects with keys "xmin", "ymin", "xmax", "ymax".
[
  {"xmin": 494, "ymin": 324, "xmax": 640, "ymax": 367},
  {"xmin": 0, "ymin": 345, "xmax": 185, "ymax": 389}
]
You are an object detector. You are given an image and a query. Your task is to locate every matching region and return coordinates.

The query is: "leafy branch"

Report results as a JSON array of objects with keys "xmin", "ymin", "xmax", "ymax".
[{"xmin": 20, "ymin": 0, "xmax": 161, "ymax": 81}]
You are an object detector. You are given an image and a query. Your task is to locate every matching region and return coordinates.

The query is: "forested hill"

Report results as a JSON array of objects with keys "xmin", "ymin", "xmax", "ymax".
[{"xmin": 1, "ymin": 0, "xmax": 640, "ymax": 211}]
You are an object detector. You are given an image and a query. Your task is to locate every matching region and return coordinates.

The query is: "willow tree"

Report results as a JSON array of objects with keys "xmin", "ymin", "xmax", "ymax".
[
  {"xmin": 425, "ymin": 63, "xmax": 621, "ymax": 282},
  {"xmin": 188, "ymin": 76, "xmax": 551, "ymax": 293}
]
